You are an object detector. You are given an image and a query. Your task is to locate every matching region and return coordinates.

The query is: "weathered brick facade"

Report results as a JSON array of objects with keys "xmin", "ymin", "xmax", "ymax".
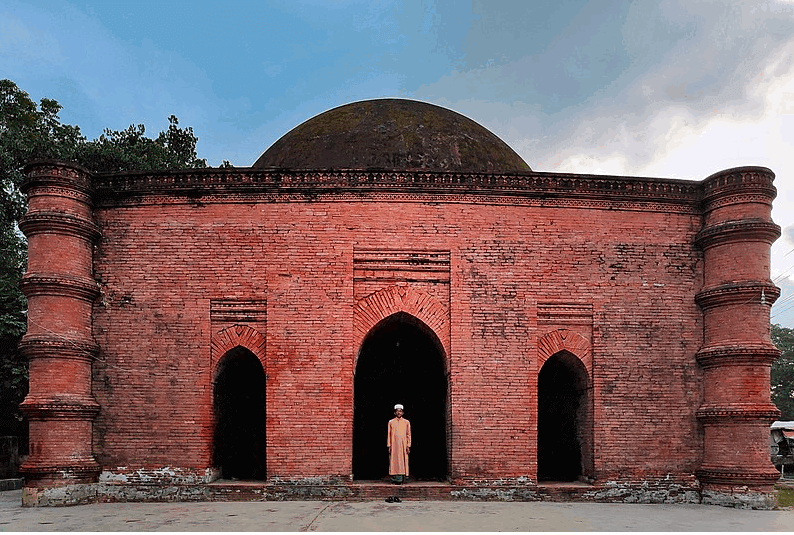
[{"xmin": 18, "ymin": 100, "xmax": 782, "ymax": 507}]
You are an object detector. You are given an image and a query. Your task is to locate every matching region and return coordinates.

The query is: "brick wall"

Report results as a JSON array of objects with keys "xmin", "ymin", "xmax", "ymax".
[{"xmin": 91, "ymin": 194, "xmax": 705, "ymax": 483}]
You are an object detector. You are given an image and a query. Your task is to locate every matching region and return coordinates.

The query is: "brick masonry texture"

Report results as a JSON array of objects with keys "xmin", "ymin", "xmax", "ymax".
[{"xmin": 18, "ymin": 162, "xmax": 781, "ymax": 508}]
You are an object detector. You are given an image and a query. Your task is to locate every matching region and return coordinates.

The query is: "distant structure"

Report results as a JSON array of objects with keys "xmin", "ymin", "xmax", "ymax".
[
  {"xmin": 772, "ymin": 421, "xmax": 794, "ymax": 476},
  {"xmin": 19, "ymin": 99, "xmax": 782, "ymax": 507}
]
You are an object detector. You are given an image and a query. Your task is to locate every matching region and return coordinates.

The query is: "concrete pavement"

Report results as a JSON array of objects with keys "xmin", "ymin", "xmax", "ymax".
[{"xmin": 1, "ymin": 489, "xmax": 793, "ymax": 531}]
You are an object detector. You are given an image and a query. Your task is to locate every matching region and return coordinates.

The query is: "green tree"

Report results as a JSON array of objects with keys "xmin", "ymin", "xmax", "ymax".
[
  {"xmin": 0, "ymin": 79, "xmax": 206, "ymax": 444},
  {"xmin": 78, "ymin": 115, "xmax": 207, "ymax": 173},
  {"xmin": 0, "ymin": 221, "xmax": 27, "ymax": 443},
  {"xmin": 772, "ymin": 324, "xmax": 794, "ymax": 421}
]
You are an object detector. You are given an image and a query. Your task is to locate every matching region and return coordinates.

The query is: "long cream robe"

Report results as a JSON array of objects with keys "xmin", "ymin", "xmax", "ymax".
[{"xmin": 387, "ymin": 417, "xmax": 411, "ymax": 476}]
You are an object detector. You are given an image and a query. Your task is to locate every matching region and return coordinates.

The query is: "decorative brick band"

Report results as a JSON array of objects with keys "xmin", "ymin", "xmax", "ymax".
[
  {"xmin": 18, "ymin": 211, "xmax": 101, "ymax": 242},
  {"xmin": 210, "ymin": 300, "xmax": 267, "ymax": 323},
  {"xmin": 537, "ymin": 302, "xmax": 593, "ymax": 325},
  {"xmin": 17, "ymin": 335, "xmax": 99, "ymax": 363},
  {"xmin": 21, "ymin": 462, "xmax": 101, "ymax": 484},
  {"xmin": 98, "ymin": 190, "xmax": 705, "ymax": 215},
  {"xmin": 695, "ymin": 403, "xmax": 780, "ymax": 424},
  {"xmin": 20, "ymin": 273, "xmax": 101, "ymax": 302},
  {"xmin": 694, "ymin": 281, "xmax": 779, "ymax": 310},
  {"xmin": 695, "ymin": 344, "xmax": 780, "ymax": 368},
  {"xmin": 694, "ymin": 219, "xmax": 780, "ymax": 249},
  {"xmin": 353, "ymin": 249, "xmax": 450, "ymax": 284},
  {"xmin": 696, "ymin": 467, "xmax": 781, "ymax": 486},
  {"xmin": 20, "ymin": 397, "xmax": 101, "ymax": 420}
]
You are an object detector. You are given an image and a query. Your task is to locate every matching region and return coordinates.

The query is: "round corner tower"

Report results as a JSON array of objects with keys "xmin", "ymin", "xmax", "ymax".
[
  {"xmin": 695, "ymin": 166, "xmax": 782, "ymax": 508},
  {"xmin": 17, "ymin": 161, "xmax": 101, "ymax": 505}
]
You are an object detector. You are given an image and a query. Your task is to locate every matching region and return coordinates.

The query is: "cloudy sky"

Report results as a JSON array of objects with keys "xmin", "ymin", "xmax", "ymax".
[{"xmin": 3, "ymin": 0, "xmax": 794, "ymax": 327}]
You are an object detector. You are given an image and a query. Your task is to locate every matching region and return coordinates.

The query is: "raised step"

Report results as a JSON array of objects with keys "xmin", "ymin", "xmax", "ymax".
[
  {"xmin": 0, "ymin": 478, "xmax": 23, "ymax": 491},
  {"xmin": 204, "ymin": 479, "xmax": 597, "ymax": 502}
]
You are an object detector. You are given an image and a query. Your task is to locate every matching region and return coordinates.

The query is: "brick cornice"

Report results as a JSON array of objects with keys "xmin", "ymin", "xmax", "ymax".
[
  {"xmin": 20, "ymin": 273, "xmax": 101, "ymax": 301},
  {"xmin": 694, "ymin": 281, "xmax": 779, "ymax": 310},
  {"xmin": 701, "ymin": 166, "xmax": 777, "ymax": 212},
  {"xmin": 18, "ymin": 211, "xmax": 101, "ymax": 241},
  {"xmin": 694, "ymin": 219, "xmax": 780, "ymax": 249},
  {"xmin": 92, "ymin": 168, "xmax": 703, "ymax": 211},
  {"xmin": 22, "ymin": 160, "xmax": 94, "ymax": 196}
]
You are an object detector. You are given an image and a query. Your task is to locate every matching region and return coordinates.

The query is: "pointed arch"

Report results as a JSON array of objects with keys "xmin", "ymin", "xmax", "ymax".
[
  {"xmin": 536, "ymin": 328, "xmax": 594, "ymax": 482},
  {"xmin": 353, "ymin": 311, "xmax": 449, "ymax": 481},
  {"xmin": 353, "ymin": 285, "xmax": 450, "ymax": 363},
  {"xmin": 211, "ymin": 325, "xmax": 266, "ymax": 377},
  {"xmin": 537, "ymin": 329, "xmax": 591, "ymax": 375},
  {"xmin": 211, "ymin": 325, "xmax": 267, "ymax": 480}
]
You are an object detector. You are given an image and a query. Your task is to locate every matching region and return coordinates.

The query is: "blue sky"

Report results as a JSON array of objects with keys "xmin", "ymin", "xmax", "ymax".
[{"xmin": 3, "ymin": 0, "xmax": 794, "ymax": 326}]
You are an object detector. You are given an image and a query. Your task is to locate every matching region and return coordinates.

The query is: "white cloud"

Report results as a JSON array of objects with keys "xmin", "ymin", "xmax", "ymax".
[
  {"xmin": 549, "ymin": 44, "xmax": 793, "ymax": 230},
  {"xmin": 528, "ymin": 38, "xmax": 794, "ymax": 326},
  {"xmin": 422, "ymin": 3, "xmax": 794, "ymax": 325}
]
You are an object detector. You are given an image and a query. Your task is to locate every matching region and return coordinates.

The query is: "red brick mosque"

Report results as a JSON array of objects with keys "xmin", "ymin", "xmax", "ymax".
[{"xmin": 18, "ymin": 99, "xmax": 782, "ymax": 507}]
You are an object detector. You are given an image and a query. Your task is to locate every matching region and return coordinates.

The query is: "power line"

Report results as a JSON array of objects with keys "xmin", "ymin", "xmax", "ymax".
[
  {"xmin": 773, "ymin": 264, "xmax": 794, "ymax": 283},
  {"xmin": 772, "ymin": 300, "xmax": 794, "ymax": 319}
]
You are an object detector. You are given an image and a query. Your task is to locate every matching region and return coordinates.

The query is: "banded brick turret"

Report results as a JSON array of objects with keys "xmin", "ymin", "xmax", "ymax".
[
  {"xmin": 17, "ymin": 162, "xmax": 101, "ymax": 505},
  {"xmin": 695, "ymin": 166, "xmax": 781, "ymax": 508}
]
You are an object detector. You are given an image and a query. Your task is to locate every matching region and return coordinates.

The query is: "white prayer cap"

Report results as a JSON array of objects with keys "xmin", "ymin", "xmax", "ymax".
[{"xmin": 394, "ymin": 404, "xmax": 404, "ymax": 410}]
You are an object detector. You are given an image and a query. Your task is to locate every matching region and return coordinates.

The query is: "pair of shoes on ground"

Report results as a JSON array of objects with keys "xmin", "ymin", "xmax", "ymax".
[{"xmin": 385, "ymin": 496, "xmax": 402, "ymax": 503}]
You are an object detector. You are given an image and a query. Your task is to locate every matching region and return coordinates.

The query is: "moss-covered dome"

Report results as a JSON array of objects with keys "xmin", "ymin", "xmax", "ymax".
[{"xmin": 253, "ymin": 99, "xmax": 530, "ymax": 173}]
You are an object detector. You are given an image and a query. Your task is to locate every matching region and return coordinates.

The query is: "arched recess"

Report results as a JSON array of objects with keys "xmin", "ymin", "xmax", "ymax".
[
  {"xmin": 211, "ymin": 325, "xmax": 267, "ymax": 480},
  {"xmin": 536, "ymin": 329, "xmax": 593, "ymax": 483},
  {"xmin": 353, "ymin": 311, "xmax": 449, "ymax": 482},
  {"xmin": 353, "ymin": 285, "xmax": 450, "ymax": 371}
]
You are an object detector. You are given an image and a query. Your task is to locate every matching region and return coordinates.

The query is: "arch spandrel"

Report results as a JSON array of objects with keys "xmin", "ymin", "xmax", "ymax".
[
  {"xmin": 211, "ymin": 325, "xmax": 267, "ymax": 377},
  {"xmin": 353, "ymin": 285, "xmax": 450, "ymax": 366},
  {"xmin": 537, "ymin": 329, "xmax": 592, "ymax": 375}
]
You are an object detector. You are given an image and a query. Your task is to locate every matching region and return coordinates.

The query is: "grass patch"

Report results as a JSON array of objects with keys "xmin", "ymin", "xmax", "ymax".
[{"xmin": 779, "ymin": 489, "xmax": 794, "ymax": 508}]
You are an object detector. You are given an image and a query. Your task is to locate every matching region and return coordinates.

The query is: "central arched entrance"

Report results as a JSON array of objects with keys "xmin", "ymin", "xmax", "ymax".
[
  {"xmin": 537, "ymin": 350, "xmax": 591, "ymax": 482},
  {"xmin": 213, "ymin": 346, "xmax": 266, "ymax": 480},
  {"xmin": 353, "ymin": 312, "xmax": 448, "ymax": 481}
]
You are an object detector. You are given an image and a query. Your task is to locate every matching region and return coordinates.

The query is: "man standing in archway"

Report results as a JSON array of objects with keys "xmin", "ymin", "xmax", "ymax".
[{"xmin": 387, "ymin": 404, "xmax": 411, "ymax": 484}]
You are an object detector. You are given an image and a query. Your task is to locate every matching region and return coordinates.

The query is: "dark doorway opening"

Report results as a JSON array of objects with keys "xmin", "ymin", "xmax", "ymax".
[
  {"xmin": 537, "ymin": 351, "xmax": 589, "ymax": 482},
  {"xmin": 213, "ymin": 346, "xmax": 266, "ymax": 480},
  {"xmin": 353, "ymin": 312, "xmax": 448, "ymax": 481}
]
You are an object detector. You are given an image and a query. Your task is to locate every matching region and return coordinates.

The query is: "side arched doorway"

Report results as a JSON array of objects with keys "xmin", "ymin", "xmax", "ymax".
[
  {"xmin": 353, "ymin": 312, "xmax": 448, "ymax": 481},
  {"xmin": 213, "ymin": 346, "xmax": 266, "ymax": 480},
  {"xmin": 537, "ymin": 350, "xmax": 591, "ymax": 482}
]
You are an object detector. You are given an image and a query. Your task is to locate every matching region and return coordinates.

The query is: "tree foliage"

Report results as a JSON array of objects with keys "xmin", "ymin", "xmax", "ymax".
[
  {"xmin": 0, "ymin": 79, "xmax": 206, "ymax": 440},
  {"xmin": 78, "ymin": 115, "xmax": 207, "ymax": 173},
  {"xmin": 772, "ymin": 324, "xmax": 794, "ymax": 421}
]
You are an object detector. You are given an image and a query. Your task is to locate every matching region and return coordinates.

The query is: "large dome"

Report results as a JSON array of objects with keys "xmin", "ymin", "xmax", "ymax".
[{"xmin": 253, "ymin": 99, "xmax": 531, "ymax": 173}]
